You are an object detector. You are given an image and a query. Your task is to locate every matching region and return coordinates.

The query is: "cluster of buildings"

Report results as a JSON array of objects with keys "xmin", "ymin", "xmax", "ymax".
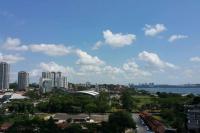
[
  {"xmin": 0, "ymin": 62, "xmax": 29, "ymax": 91},
  {"xmin": 0, "ymin": 62, "xmax": 68, "ymax": 93},
  {"xmin": 39, "ymin": 72, "xmax": 68, "ymax": 93}
]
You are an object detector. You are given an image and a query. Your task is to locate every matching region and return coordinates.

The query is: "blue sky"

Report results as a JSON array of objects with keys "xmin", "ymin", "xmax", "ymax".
[{"xmin": 0, "ymin": 0, "xmax": 200, "ymax": 84}]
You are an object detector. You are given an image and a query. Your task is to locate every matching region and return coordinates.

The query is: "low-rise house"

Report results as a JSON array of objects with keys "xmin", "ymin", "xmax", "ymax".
[
  {"xmin": 53, "ymin": 113, "xmax": 91, "ymax": 124},
  {"xmin": 0, "ymin": 92, "xmax": 28, "ymax": 102},
  {"xmin": 139, "ymin": 112, "xmax": 176, "ymax": 133}
]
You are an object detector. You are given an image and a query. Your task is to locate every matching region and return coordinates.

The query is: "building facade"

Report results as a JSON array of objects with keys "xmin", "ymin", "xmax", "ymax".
[
  {"xmin": 186, "ymin": 104, "xmax": 200, "ymax": 132},
  {"xmin": 57, "ymin": 76, "xmax": 68, "ymax": 89},
  {"xmin": 0, "ymin": 62, "xmax": 10, "ymax": 90},
  {"xmin": 40, "ymin": 72, "xmax": 68, "ymax": 93},
  {"xmin": 18, "ymin": 71, "xmax": 29, "ymax": 91}
]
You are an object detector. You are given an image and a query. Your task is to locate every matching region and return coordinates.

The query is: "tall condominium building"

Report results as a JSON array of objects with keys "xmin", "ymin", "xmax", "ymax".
[
  {"xmin": 0, "ymin": 62, "xmax": 10, "ymax": 90},
  {"xmin": 42, "ymin": 72, "xmax": 51, "ymax": 79},
  {"xmin": 18, "ymin": 71, "xmax": 29, "ymax": 91},
  {"xmin": 40, "ymin": 71, "xmax": 68, "ymax": 93},
  {"xmin": 57, "ymin": 76, "xmax": 68, "ymax": 89},
  {"xmin": 39, "ymin": 78, "xmax": 53, "ymax": 93}
]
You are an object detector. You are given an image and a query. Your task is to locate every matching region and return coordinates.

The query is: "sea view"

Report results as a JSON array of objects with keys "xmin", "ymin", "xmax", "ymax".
[{"xmin": 137, "ymin": 87, "xmax": 200, "ymax": 95}]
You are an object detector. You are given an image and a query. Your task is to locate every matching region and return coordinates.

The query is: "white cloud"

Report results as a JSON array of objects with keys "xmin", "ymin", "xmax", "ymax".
[
  {"xmin": 168, "ymin": 34, "xmax": 188, "ymax": 42},
  {"xmin": 39, "ymin": 61, "xmax": 74, "ymax": 74},
  {"xmin": 30, "ymin": 44, "xmax": 71, "ymax": 56},
  {"xmin": 3, "ymin": 37, "xmax": 28, "ymax": 51},
  {"xmin": 143, "ymin": 24, "xmax": 166, "ymax": 37},
  {"xmin": 92, "ymin": 41, "xmax": 104, "ymax": 50},
  {"xmin": 138, "ymin": 51, "xmax": 176, "ymax": 70},
  {"xmin": 103, "ymin": 30, "xmax": 136, "ymax": 47},
  {"xmin": 2, "ymin": 37, "xmax": 73, "ymax": 56},
  {"xmin": 30, "ymin": 62, "xmax": 76, "ymax": 79},
  {"xmin": 76, "ymin": 49, "xmax": 105, "ymax": 66},
  {"xmin": 29, "ymin": 69, "xmax": 41, "ymax": 77},
  {"xmin": 103, "ymin": 66, "xmax": 123, "ymax": 75},
  {"xmin": 184, "ymin": 69, "xmax": 194, "ymax": 78},
  {"xmin": 79, "ymin": 65, "xmax": 102, "ymax": 73},
  {"xmin": 93, "ymin": 30, "xmax": 136, "ymax": 49},
  {"xmin": 122, "ymin": 61, "xmax": 151, "ymax": 76},
  {"xmin": 190, "ymin": 57, "xmax": 200, "ymax": 62},
  {"xmin": 0, "ymin": 53, "xmax": 25, "ymax": 64},
  {"xmin": 75, "ymin": 49, "xmax": 105, "ymax": 74}
]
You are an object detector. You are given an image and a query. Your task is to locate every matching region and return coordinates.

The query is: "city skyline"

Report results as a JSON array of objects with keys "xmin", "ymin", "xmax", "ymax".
[{"xmin": 0, "ymin": 1, "xmax": 200, "ymax": 84}]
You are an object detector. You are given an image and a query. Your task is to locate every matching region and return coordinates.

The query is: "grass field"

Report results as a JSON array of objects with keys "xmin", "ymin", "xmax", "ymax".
[{"xmin": 133, "ymin": 95, "xmax": 155, "ymax": 107}]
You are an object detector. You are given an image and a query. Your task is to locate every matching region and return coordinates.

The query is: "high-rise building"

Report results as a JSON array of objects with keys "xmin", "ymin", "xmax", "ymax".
[
  {"xmin": 57, "ymin": 76, "xmax": 68, "ymax": 89},
  {"xmin": 18, "ymin": 71, "xmax": 29, "ymax": 91},
  {"xmin": 39, "ymin": 78, "xmax": 53, "ymax": 93},
  {"xmin": 42, "ymin": 72, "xmax": 51, "ymax": 79},
  {"xmin": 0, "ymin": 62, "xmax": 10, "ymax": 90},
  {"xmin": 51, "ymin": 72, "xmax": 56, "ymax": 87},
  {"xmin": 39, "ymin": 71, "xmax": 68, "ymax": 93}
]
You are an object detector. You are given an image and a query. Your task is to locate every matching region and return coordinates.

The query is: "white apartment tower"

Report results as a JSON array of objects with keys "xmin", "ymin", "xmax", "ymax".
[{"xmin": 40, "ymin": 71, "xmax": 68, "ymax": 93}]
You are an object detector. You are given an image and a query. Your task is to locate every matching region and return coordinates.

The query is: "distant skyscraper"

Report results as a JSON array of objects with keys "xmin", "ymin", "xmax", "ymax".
[
  {"xmin": 18, "ymin": 71, "xmax": 29, "ymax": 91},
  {"xmin": 0, "ymin": 62, "xmax": 10, "ymax": 90}
]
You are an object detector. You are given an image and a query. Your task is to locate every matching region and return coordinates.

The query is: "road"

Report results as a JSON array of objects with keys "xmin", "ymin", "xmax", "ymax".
[{"xmin": 132, "ymin": 113, "xmax": 147, "ymax": 133}]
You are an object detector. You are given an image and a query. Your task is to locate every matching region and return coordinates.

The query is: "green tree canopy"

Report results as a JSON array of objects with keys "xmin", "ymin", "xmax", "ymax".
[
  {"xmin": 121, "ymin": 90, "xmax": 134, "ymax": 112},
  {"xmin": 106, "ymin": 111, "xmax": 136, "ymax": 133}
]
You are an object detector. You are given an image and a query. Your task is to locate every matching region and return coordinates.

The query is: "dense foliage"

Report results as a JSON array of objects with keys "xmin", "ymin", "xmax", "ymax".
[
  {"xmin": 121, "ymin": 90, "xmax": 134, "ymax": 111},
  {"xmin": 100, "ymin": 111, "xmax": 136, "ymax": 133},
  {"xmin": 37, "ymin": 91, "xmax": 110, "ymax": 113}
]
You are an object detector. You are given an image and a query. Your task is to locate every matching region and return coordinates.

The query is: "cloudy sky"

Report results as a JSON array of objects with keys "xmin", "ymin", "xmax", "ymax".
[{"xmin": 0, "ymin": 0, "xmax": 200, "ymax": 84}]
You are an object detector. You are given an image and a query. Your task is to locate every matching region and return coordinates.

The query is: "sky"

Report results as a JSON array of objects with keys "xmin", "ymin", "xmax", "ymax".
[{"xmin": 0, "ymin": 0, "xmax": 200, "ymax": 84}]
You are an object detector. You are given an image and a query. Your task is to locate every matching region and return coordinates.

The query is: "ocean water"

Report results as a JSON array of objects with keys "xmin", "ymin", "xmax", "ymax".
[{"xmin": 136, "ymin": 87, "xmax": 200, "ymax": 95}]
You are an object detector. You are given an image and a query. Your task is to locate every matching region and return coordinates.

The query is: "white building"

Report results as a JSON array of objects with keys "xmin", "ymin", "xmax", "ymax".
[
  {"xmin": 39, "ymin": 72, "xmax": 68, "ymax": 93},
  {"xmin": 39, "ymin": 78, "xmax": 53, "ymax": 93},
  {"xmin": 57, "ymin": 76, "xmax": 68, "ymax": 89}
]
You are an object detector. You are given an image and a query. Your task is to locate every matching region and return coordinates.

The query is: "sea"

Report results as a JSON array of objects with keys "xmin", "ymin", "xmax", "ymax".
[{"xmin": 136, "ymin": 87, "xmax": 200, "ymax": 95}]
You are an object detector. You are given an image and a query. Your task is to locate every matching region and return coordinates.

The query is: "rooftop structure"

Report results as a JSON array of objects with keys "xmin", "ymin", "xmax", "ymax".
[
  {"xmin": 76, "ymin": 90, "xmax": 99, "ymax": 96},
  {"xmin": 53, "ymin": 113, "xmax": 91, "ymax": 124}
]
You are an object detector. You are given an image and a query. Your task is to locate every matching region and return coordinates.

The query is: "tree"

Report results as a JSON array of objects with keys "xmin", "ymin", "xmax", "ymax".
[
  {"xmin": 105, "ymin": 111, "xmax": 136, "ymax": 133},
  {"xmin": 8, "ymin": 100, "xmax": 34, "ymax": 113},
  {"xmin": 192, "ymin": 96, "xmax": 200, "ymax": 104},
  {"xmin": 121, "ymin": 90, "xmax": 134, "ymax": 112},
  {"xmin": 96, "ymin": 91, "xmax": 110, "ymax": 113},
  {"xmin": 9, "ymin": 83, "xmax": 18, "ymax": 91},
  {"xmin": 25, "ymin": 90, "xmax": 40, "ymax": 100},
  {"xmin": 85, "ymin": 103, "xmax": 97, "ymax": 115},
  {"xmin": 64, "ymin": 124, "xmax": 83, "ymax": 133},
  {"xmin": 6, "ymin": 115, "xmax": 61, "ymax": 133}
]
